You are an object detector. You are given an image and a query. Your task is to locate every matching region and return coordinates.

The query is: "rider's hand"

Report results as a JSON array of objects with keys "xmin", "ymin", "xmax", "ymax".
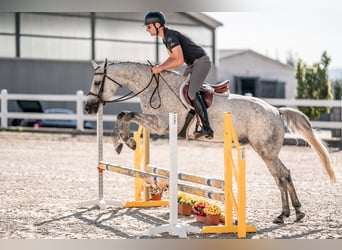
[{"xmin": 151, "ymin": 65, "xmax": 163, "ymax": 75}]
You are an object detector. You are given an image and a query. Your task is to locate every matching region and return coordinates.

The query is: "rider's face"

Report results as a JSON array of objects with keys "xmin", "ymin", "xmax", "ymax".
[{"xmin": 146, "ymin": 24, "xmax": 157, "ymax": 36}]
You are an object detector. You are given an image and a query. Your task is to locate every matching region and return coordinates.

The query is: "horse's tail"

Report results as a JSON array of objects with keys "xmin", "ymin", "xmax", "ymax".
[{"xmin": 279, "ymin": 107, "xmax": 336, "ymax": 183}]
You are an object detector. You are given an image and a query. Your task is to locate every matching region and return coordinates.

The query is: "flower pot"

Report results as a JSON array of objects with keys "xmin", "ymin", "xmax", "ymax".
[
  {"xmin": 205, "ymin": 214, "xmax": 221, "ymax": 225},
  {"xmin": 195, "ymin": 215, "xmax": 206, "ymax": 223},
  {"xmin": 178, "ymin": 204, "xmax": 193, "ymax": 216},
  {"xmin": 150, "ymin": 194, "xmax": 162, "ymax": 200}
]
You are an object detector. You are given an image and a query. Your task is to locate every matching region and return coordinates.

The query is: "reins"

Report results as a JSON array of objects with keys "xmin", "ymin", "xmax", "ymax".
[
  {"xmin": 147, "ymin": 60, "xmax": 187, "ymax": 109},
  {"xmin": 88, "ymin": 61, "xmax": 186, "ymax": 110},
  {"xmin": 107, "ymin": 75, "xmax": 156, "ymax": 105}
]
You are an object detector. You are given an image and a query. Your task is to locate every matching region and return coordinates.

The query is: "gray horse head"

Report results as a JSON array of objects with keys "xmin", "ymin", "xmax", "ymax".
[{"xmin": 85, "ymin": 58, "xmax": 123, "ymax": 114}]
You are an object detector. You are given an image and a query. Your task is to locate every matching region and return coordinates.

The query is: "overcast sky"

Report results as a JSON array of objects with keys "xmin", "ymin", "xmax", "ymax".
[{"xmin": 205, "ymin": 11, "xmax": 342, "ymax": 69}]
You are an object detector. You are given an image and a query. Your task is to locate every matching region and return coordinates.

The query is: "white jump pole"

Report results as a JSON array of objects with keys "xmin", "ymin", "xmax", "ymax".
[
  {"xmin": 147, "ymin": 113, "xmax": 200, "ymax": 238},
  {"xmin": 78, "ymin": 103, "xmax": 123, "ymax": 209}
]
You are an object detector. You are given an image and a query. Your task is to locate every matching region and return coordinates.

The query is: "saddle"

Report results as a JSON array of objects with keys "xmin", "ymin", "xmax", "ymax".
[{"xmin": 181, "ymin": 79, "xmax": 230, "ymax": 108}]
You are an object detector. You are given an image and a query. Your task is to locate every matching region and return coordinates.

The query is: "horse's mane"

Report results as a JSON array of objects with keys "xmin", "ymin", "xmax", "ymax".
[{"xmin": 108, "ymin": 60, "xmax": 185, "ymax": 79}]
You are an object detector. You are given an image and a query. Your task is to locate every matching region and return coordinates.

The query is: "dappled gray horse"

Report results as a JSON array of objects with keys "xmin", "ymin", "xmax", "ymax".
[{"xmin": 85, "ymin": 59, "xmax": 336, "ymax": 224}]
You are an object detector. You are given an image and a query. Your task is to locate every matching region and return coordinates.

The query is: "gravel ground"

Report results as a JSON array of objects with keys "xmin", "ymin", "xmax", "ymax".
[{"xmin": 0, "ymin": 131, "xmax": 341, "ymax": 239}]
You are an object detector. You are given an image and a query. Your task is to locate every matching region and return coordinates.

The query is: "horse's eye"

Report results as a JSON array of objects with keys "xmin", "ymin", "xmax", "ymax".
[{"xmin": 94, "ymin": 80, "xmax": 101, "ymax": 86}]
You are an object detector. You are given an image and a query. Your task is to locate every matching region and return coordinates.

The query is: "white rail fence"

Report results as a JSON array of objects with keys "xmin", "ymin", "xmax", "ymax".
[{"xmin": 0, "ymin": 89, "xmax": 341, "ymax": 130}]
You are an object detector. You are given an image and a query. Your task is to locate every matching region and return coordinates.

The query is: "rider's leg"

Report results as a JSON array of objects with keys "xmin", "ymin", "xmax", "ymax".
[
  {"xmin": 186, "ymin": 56, "xmax": 213, "ymax": 139},
  {"xmin": 191, "ymin": 93, "xmax": 214, "ymax": 139},
  {"xmin": 178, "ymin": 109, "xmax": 195, "ymax": 138}
]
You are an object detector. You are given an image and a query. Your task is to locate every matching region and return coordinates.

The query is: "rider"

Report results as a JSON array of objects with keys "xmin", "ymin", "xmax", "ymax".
[{"xmin": 144, "ymin": 11, "xmax": 214, "ymax": 139}]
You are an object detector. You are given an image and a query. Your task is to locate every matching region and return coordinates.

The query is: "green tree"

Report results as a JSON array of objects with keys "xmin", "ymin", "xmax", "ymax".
[
  {"xmin": 332, "ymin": 79, "xmax": 342, "ymax": 100},
  {"xmin": 295, "ymin": 51, "xmax": 333, "ymax": 119},
  {"xmin": 286, "ymin": 49, "xmax": 298, "ymax": 67}
]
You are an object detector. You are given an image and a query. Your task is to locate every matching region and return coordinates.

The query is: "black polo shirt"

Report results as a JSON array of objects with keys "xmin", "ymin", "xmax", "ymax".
[{"xmin": 162, "ymin": 27, "xmax": 207, "ymax": 65}]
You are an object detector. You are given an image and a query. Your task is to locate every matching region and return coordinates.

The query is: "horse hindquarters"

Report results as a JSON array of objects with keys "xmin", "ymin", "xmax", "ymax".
[
  {"xmin": 223, "ymin": 97, "xmax": 303, "ymax": 223},
  {"xmin": 246, "ymin": 127, "xmax": 303, "ymax": 223}
]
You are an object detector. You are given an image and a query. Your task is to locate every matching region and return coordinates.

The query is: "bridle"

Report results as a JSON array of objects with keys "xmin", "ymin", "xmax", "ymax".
[
  {"xmin": 87, "ymin": 60, "xmax": 186, "ymax": 110},
  {"xmin": 87, "ymin": 60, "xmax": 161, "ymax": 108},
  {"xmin": 87, "ymin": 59, "xmax": 118, "ymax": 104}
]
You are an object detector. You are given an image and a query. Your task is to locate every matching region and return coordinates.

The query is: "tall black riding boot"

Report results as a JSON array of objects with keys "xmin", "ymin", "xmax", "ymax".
[
  {"xmin": 191, "ymin": 93, "xmax": 214, "ymax": 139},
  {"xmin": 178, "ymin": 109, "xmax": 195, "ymax": 138}
]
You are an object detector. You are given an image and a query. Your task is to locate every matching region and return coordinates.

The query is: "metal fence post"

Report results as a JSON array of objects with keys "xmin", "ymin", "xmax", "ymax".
[
  {"xmin": 1, "ymin": 89, "xmax": 8, "ymax": 128},
  {"xmin": 76, "ymin": 90, "xmax": 84, "ymax": 131}
]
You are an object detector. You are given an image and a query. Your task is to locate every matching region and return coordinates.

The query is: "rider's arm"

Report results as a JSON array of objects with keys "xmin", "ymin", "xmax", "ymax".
[{"xmin": 152, "ymin": 45, "xmax": 184, "ymax": 74}]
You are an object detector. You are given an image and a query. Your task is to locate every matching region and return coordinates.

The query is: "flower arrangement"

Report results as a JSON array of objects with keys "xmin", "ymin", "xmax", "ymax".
[
  {"xmin": 177, "ymin": 192, "xmax": 197, "ymax": 206},
  {"xmin": 177, "ymin": 192, "xmax": 198, "ymax": 216},
  {"xmin": 193, "ymin": 199, "xmax": 209, "ymax": 217},
  {"xmin": 149, "ymin": 184, "xmax": 168, "ymax": 200},
  {"xmin": 203, "ymin": 202, "xmax": 222, "ymax": 216}
]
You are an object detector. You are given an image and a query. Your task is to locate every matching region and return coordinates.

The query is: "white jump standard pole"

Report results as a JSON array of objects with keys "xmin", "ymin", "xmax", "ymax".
[
  {"xmin": 78, "ymin": 103, "xmax": 123, "ymax": 209},
  {"xmin": 147, "ymin": 113, "xmax": 201, "ymax": 238}
]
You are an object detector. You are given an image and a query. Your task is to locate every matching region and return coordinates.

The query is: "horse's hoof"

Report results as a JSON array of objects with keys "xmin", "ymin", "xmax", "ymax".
[
  {"xmin": 295, "ymin": 212, "xmax": 305, "ymax": 222},
  {"xmin": 127, "ymin": 138, "xmax": 136, "ymax": 151},
  {"xmin": 273, "ymin": 216, "xmax": 284, "ymax": 224},
  {"xmin": 178, "ymin": 132, "xmax": 186, "ymax": 139},
  {"xmin": 194, "ymin": 132, "xmax": 205, "ymax": 139},
  {"xmin": 115, "ymin": 143, "xmax": 123, "ymax": 155}
]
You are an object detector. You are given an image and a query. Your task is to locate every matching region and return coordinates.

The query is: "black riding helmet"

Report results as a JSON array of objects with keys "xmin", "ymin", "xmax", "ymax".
[{"xmin": 144, "ymin": 12, "xmax": 166, "ymax": 26}]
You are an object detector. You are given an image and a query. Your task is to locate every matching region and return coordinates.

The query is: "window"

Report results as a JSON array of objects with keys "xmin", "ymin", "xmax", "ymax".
[
  {"xmin": 0, "ymin": 13, "xmax": 15, "ymax": 57},
  {"xmin": 0, "ymin": 12, "xmax": 216, "ymax": 63},
  {"xmin": 20, "ymin": 13, "xmax": 91, "ymax": 60},
  {"xmin": 21, "ymin": 36, "xmax": 91, "ymax": 60},
  {"xmin": 0, "ymin": 36, "xmax": 15, "ymax": 57},
  {"xmin": 96, "ymin": 41, "xmax": 155, "ymax": 62}
]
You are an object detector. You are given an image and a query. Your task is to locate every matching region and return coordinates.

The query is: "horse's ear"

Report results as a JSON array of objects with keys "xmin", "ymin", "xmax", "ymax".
[{"xmin": 91, "ymin": 60, "xmax": 98, "ymax": 70}]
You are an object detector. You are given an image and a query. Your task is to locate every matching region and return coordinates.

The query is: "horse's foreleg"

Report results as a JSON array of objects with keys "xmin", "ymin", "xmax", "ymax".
[
  {"xmin": 112, "ymin": 111, "xmax": 129, "ymax": 154},
  {"xmin": 120, "ymin": 112, "xmax": 166, "ymax": 150},
  {"xmin": 121, "ymin": 119, "xmax": 136, "ymax": 151}
]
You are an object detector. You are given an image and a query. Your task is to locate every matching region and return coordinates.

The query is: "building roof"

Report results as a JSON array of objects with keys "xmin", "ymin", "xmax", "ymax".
[
  {"xmin": 185, "ymin": 12, "xmax": 223, "ymax": 29},
  {"xmin": 219, "ymin": 49, "xmax": 294, "ymax": 70},
  {"xmin": 82, "ymin": 12, "xmax": 222, "ymax": 30}
]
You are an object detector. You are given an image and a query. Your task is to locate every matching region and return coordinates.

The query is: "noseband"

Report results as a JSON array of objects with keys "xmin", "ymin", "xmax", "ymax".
[
  {"xmin": 87, "ymin": 61, "xmax": 184, "ymax": 109},
  {"xmin": 87, "ymin": 60, "xmax": 123, "ymax": 105}
]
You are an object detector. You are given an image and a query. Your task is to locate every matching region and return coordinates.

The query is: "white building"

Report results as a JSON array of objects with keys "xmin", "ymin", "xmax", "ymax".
[
  {"xmin": 0, "ymin": 12, "xmax": 222, "ymax": 128},
  {"xmin": 218, "ymin": 49, "xmax": 296, "ymax": 99},
  {"xmin": 0, "ymin": 12, "xmax": 222, "ymax": 94}
]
